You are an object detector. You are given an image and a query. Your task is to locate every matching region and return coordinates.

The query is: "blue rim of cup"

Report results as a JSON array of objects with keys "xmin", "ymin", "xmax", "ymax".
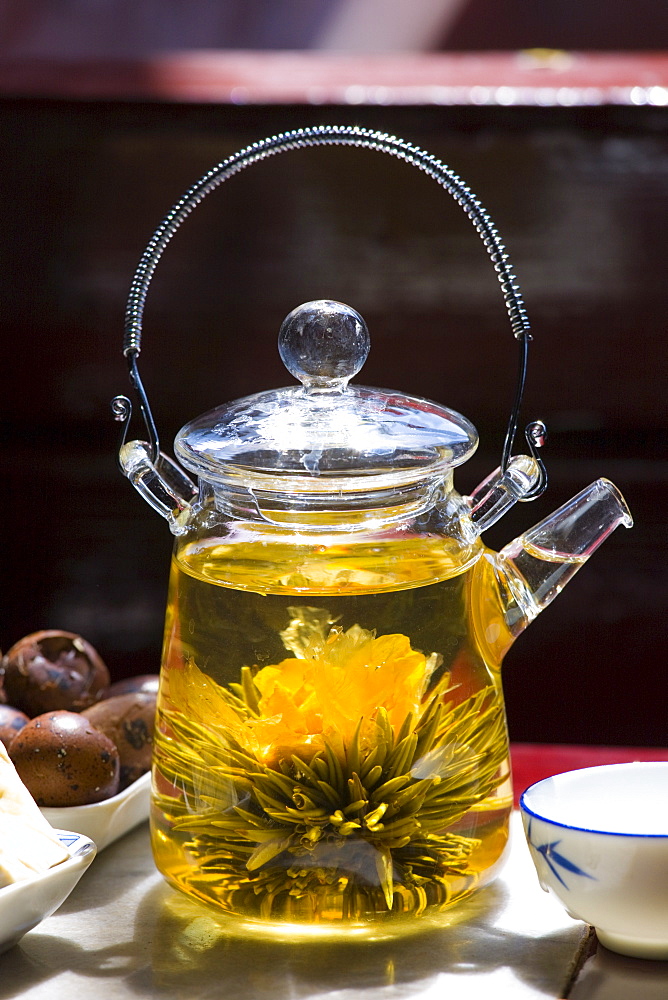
[{"xmin": 519, "ymin": 763, "xmax": 668, "ymax": 839}]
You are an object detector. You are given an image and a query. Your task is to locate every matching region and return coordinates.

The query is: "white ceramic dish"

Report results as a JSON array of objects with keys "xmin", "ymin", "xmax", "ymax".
[
  {"xmin": 40, "ymin": 770, "xmax": 151, "ymax": 851},
  {"xmin": 520, "ymin": 761, "xmax": 668, "ymax": 959},
  {"xmin": 0, "ymin": 829, "xmax": 96, "ymax": 954}
]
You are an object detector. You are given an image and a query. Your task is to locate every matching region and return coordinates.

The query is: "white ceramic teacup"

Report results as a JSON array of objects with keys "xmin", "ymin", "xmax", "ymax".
[{"xmin": 520, "ymin": 761, "xmax": 668, "ymax": 960}]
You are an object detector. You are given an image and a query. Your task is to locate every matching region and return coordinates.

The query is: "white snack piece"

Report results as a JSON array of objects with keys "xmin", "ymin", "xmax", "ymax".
[{"xmin": 0, "ymin": 739, "xmax": 69, "ymax": 887}]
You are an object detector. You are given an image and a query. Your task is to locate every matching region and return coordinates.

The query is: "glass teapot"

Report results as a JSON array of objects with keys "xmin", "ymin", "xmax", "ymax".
[{"xmin": 113, "ymin": 127, "xmax": 632, "ymax": 936}]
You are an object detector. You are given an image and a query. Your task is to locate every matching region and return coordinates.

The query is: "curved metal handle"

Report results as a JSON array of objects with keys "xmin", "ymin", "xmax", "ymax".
[{"xmin": 113, "ymin": 124, "xmax": 546, "ymax": 493}]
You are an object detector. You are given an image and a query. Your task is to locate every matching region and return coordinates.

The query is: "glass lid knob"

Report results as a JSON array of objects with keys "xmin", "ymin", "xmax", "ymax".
[{"xmin": 278, "ymin": 299, "xmax": 370, "ymax": 391}]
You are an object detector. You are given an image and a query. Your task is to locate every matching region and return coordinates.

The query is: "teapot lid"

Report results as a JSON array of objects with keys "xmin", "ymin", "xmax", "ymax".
[{"xmin": 174, "ymin": 300, "xmax": 477, "ymax": 491}]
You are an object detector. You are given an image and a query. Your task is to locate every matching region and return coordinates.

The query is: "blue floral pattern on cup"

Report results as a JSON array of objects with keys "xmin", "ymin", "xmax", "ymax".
[{"xmin": 527, "ymin": 817, "xmax": 596, "ymax": 889}]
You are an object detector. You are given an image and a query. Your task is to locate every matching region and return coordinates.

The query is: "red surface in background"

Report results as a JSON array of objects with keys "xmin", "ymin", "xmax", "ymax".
[
  {"xmin": 0, "ymin": 52, "xmax": 667, "ymax": 104},
  {"xmin": 510, "ymin": 743, "xmax": 668, "ymax": 806}
]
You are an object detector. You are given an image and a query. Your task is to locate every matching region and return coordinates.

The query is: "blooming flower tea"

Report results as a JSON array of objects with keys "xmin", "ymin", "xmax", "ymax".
[{"xmin": 151, "ymin": 527, "xmax": 513, "ymax": 933}]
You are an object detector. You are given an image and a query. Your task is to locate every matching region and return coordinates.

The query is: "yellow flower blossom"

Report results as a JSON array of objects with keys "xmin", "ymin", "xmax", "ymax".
[{"xmin": 165, "ymin": 608, "xmax": 438, "ymax": 769}]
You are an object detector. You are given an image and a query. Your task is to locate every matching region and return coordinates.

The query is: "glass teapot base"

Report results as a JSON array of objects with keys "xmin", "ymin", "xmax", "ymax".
[
  {"xmin": 150, "ymin": 807, "xmax": 511, "ymax": 942},
  {"xmin": 157, "ymin": 882, "xmax": 502, "ymax": 947}
]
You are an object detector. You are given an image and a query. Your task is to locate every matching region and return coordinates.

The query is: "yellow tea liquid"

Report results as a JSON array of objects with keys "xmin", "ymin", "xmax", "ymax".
[{"xmin": 151, "ymin": 527, "xmax": 514, "ymax": 933}]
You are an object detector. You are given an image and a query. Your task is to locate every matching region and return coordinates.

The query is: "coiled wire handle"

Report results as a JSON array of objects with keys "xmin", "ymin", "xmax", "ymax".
[{"xmin": 113, "ymin": 124, "xmax": 546, "ymax": 496}]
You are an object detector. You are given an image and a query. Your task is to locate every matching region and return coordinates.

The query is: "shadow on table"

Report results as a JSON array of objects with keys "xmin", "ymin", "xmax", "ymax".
[
  {"xmin": 2, "ymin": 873, "xmax": 575, "ymax": 999},
  {"xmin": 569, "ymin": 943, "xmax": 668, "ymax": 1000}
]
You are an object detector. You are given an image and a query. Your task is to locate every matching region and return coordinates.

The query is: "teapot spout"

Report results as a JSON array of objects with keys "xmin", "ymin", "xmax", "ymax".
[{"xmin": 498, "ymin": 479, "xmax": 632, "ymax": 630}]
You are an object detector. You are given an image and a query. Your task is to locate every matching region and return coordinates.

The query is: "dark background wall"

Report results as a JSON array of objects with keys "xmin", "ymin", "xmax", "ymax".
[
  {"xmin": 1, "ymin": 96, "xmax": 666, "ymax": 746},
  {"xmin": 2, "ymin": 0, "xmax": 667, "ymax": 55}
]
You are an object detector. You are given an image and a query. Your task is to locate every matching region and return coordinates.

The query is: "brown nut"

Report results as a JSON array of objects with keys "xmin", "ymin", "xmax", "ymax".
[
  {"xmin": 9, "ymin": 710, "xmax": 120, "ymax": 806},
  {"xmin": 82, "ymin": 692, "xmax": 155, "ymax": 789},
  {"xmin": 1, "ymin": 630, "xmax": 110, "ymax": 716},
  {"xmin": 105, "ymin": 674, "xmax": 159, "ymax": 699},
  {"xmin": 0, "ymin": 704, "xmax": 30, "ymax": 747}
]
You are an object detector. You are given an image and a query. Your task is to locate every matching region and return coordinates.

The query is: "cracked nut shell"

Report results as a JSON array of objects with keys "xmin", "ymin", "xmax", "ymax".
[
  {"xmin": 82, "ymin": 692, "xmax": 155, "ymax": 789},
  {"xmin": 0, "ymin": 704, "xmax": 30, "ymax": 747},
  {"xmin": 1, "ymin": 630, "xmax": 110, "ymax": 716}
]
